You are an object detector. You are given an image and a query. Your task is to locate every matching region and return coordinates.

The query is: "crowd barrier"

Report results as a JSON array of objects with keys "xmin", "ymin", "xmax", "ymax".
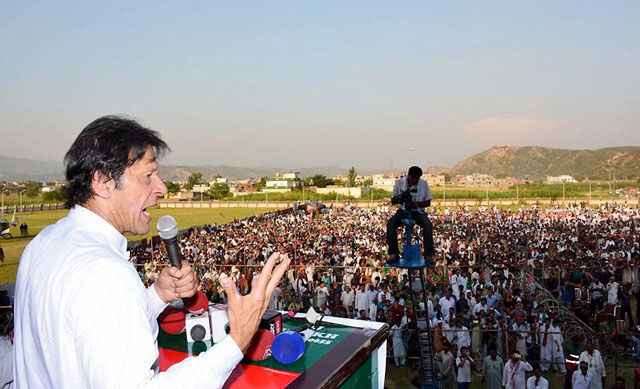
[{"xmin": 158, "ymin": 197, "xmax": 640, "ymax": 209}]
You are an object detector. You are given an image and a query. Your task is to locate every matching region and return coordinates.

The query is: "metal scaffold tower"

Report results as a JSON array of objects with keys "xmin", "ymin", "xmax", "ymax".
[{"xmin": 389, "ymin": 211, "xmax": 438, "ymax": 388}]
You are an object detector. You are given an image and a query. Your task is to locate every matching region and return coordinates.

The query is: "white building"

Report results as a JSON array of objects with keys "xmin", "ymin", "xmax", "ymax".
[
  {"xmin": 316, "ymin": 186, "xmax": 362, "ymax": 198},
  {"xmin": 265, "ymin": 180, "xmax": 297, "ymax": 189},
  {"xmin": 546, "ymin": 175, "xmax": 577, "ymax": 184},
  {"xmin": 276, "ymin": 171, "xmax": 300, "ymax": 180},
  {"xmin": 464, "ymin": 174, "xmax": 495, "ymax": 186}
]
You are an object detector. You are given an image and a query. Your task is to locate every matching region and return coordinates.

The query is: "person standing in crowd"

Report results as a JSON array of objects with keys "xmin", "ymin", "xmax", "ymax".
[
  {"xmin": 526, "ymin": 368, "xmax": 549, "ymax": 389},
  {"xmin": 502, "ymin": 352, "xmax": 532, "ymax": 389},
  {"xmin": 572, "ymin": 361, "xmax": 594, "ymax": 389},
  {"xmin": 456, "ymin": 346, "xmax": 474, "ymax": 389},
  {"xmin": 579, "ymin": 342, "xmax": 606, "ymax": 389},
  {"xmin": 607, "ymin": 275, "xmax": 620, "ymax": 305},
  {"xmin": 620, "ymin": 283, "xmax": 634, "ymax": 327},
  {"xmin": 613, "ymin": 377, "xmax": 626, "ymax": 389},
  {"xmin": 315, "ymin": 281, "xmax": 329, "ymax": 308},
  {"xmin": 341, "ymin": 285, "xmax": 355, "ymax": 311},
  {"xmin": 369, "ymin": 297, "xmax": 378, "ymax": 321},
  {"xmin": 538, "ymin": 318, "xmax": 553, "ymax": 372},
  {"xmin": 482, "ymin": 347, "xmax": 504, "ymax": 389},
  {"xmin": 455, "ymin": 317, "xmax": 471, "ymax": 357},
  {"xmin": 512, "ymin": 316, "xmax": 529, "ymax": 358},
  {"xmin": 355, "ymin": 284, "xmax": 369, "ymax": 315},
  {"xmin": 551, "ymin": 318, "xmax": 567, "ymax": 375},
  {"xmin": 390, "ymin": 317, "xmax": 406, "ymax": 367},
  {"xmin": 435, "ymin": 343, "xmax": 456, "ymax": 388}
]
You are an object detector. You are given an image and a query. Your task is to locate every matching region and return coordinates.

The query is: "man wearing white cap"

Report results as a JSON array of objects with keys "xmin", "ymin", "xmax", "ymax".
[{"xmin": 502, "ymin": 352, "xmax": 532, "ymax": 389}]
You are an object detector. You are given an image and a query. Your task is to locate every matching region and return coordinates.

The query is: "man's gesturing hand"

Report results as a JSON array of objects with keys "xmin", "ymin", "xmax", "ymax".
[
  {"xmin": 220, "ymin": 252, "xmax": 290, "ymax": 353},
  {"xmin": 155, "ymin": 260, "xmax": 198, "ymax": 304}
]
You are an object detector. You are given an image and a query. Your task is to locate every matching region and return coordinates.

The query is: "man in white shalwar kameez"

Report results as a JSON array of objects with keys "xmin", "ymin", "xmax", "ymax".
[
  {"xmin": 502, "ymin": 352, "xmax": 532, "ymax": 389},
  {"xmin": 579, "ymin": 343, "xmax": 606, "ymax": 389},
  {"xmin": 537, "ymin": 318, "xmax": 553, "ymax": 372},
  {"xmin": 550, "ymin": 319, "xmax": 566, "ymax": 374}
]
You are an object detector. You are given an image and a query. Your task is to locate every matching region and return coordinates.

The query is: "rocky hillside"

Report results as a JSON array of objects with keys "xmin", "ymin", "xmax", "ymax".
[{"xmin": 448, "ymin": 145, "xmax": 640, "ymax": 180}]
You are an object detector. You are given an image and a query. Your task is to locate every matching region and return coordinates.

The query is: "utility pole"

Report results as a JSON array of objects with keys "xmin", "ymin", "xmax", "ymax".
[
  {"xmin": 443, "ymin": 180, "xmax": 446, "ymax": 205},
  {"xmin": 516, "ymin": 182, "xmax": 519, "ymax": 204},
  {"xmin": 562, "ymin": 181, "xmax": 566, "ymax": 204},
  {"xmin": 485, "ymin": 186, "xmax": 489, "ymax": 206},
  {"xmin": 20, "ymin": 189, "xmax": 26, "ymax": 212}
]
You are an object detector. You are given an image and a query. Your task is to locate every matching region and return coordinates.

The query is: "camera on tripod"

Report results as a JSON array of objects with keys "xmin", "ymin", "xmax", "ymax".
[{"xmin": 399, "ymin": 188, "xmax": 417, "ymax": 209}]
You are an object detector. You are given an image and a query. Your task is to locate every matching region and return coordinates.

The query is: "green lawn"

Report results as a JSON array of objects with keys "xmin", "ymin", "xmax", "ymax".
[{"xmin": 0, "ymin": 207, "xmax": 276, "ymax": 284}]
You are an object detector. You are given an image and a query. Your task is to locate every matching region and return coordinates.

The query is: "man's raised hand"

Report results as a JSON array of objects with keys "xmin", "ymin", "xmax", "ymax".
[{"xmin": 220, "ymin": 252, "xmax": 290, "ymax": 352}]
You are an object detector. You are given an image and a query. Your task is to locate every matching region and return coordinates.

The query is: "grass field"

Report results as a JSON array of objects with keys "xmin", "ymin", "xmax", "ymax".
[{"xmin": 0, "ymin": 207, "xmax": 276, "ymax": 284}]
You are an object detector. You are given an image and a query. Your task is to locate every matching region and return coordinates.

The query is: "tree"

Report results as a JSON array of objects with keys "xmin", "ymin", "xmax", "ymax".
[
  {"xmin": 362, "ymin": 178, "xmax": 373, "ymax": 187},
  {"xmin": 309, "ymin": 174, "xmax": 334, "ymax": 188},
  {"xmin": 207, "ymin": 183, "xmax": 230, "ymax": 199},
  {"xmin": 164, "ymin": 180, "xmax": 180, "ymax": 194},
  {"xmin": 254, "ymin": 177, "xmax": 269, "ymax": 191},
  {"xmin": 42, "ymin": 189, "xmax": 63, "ymax": 202},
  {"xmin": 25, "ymin": 185, "xmax": 40, "ymax": 198},
  {"xmin": 347, "ymin": 167, "xmax": 357, "ymax": 187},
  {"xmin": 185, "ymin": 172, "xmax": 203, "ymax": 190}
]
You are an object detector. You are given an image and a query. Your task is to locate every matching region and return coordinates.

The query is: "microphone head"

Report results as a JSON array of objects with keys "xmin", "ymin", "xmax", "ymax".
[
  {"xmin": 271, "ymin": 331, "xmax": 305, "ymax": 364},
  {"xmin": 157, "ymin": 215, "xmax": 178, "ymax": 240}
]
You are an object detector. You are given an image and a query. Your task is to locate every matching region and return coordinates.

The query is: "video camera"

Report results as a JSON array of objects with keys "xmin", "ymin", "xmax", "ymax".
[{"xmin": 399, "ymin": 188, "xmax": 417, "ymax": 209}]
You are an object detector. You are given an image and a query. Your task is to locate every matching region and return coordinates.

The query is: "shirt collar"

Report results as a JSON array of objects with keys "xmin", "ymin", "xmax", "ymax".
[{"xmin": 68, "ymin": 205, "xmax": 128, "ymax": 258}]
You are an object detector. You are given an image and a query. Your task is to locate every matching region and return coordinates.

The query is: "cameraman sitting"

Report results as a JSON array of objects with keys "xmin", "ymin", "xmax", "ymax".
[{"xmin": 386, "ymin": 166, "xmax": 435, "ymax": 263}]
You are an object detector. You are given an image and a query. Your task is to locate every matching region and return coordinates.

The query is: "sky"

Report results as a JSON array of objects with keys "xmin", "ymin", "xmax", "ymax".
[{"xmin": 1, "ymin": 1, "xmax": 638, "ymax": 171}]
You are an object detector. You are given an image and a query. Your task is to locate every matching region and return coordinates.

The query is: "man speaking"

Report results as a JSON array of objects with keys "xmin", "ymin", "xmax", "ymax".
[
  {"xmin": 13, "ymin": 116, "xmax": 289, "ymax": 388},
  {"xmin": 386, "ymin": 166, "xmax": 435, "ymax": 263}
]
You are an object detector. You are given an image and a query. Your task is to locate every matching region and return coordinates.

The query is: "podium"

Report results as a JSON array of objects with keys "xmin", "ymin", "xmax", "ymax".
[{"xmin": 158, "ymin": 314, "xmax": 389, "ymax": 388}]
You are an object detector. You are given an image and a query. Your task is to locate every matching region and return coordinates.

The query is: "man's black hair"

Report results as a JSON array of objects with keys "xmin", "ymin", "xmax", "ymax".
[
  {"xmin": 63, "ymin": 115, "xmax": 169, "ymax": 208},
  {"xmin": 407, "ymin": 166, "xmax": 423, "ymax": 178}
]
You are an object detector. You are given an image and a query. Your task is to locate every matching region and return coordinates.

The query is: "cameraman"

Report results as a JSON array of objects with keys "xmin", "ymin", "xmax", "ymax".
[{"xmin": 386, "ymin": 166, "xmax": 435, "ymax": 262}]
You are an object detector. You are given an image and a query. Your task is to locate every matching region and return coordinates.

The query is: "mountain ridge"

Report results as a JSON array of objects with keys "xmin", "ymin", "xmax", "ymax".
[
  {"xmin": 447, "ymin": 145, "xmax": 640, "ymax": 180},
  {"xmin": 2, "ymin": 144, "xmax": 638, "ymax": 181}
]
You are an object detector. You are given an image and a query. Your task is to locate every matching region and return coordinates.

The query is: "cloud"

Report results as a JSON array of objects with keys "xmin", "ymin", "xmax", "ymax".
[{"xmin": 462, "ymin": 116, "xmax": 558, "ymax": 146}]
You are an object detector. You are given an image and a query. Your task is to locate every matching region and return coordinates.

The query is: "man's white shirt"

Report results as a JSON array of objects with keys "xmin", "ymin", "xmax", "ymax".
[
  {"xmin": 14, "ymin": 206, "xmax": 243, "ymax": 388},
  {"xmin": 526, "ymin": 375, "xmax": 549, "ymax": 389},
  {"xmin": 391, "ymin": 177, "xmax": 433, "ymax": 213}
]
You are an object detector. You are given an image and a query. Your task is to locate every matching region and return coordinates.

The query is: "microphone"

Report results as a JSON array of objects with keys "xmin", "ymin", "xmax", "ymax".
[
  {"xmin": 271, "ymin": 330, "xmax": 306, "ymax": 364},
  {"xmin": 157, "ymin": 215, "xmax": 182, "ymax": 269}
]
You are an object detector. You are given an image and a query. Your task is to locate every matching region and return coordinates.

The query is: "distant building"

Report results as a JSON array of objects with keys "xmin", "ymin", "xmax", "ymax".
[
  {"xmin": 424, "ymin": 174, "xmax": 445, "ymax": 187},
  {"xmin": 191, "ymin": 184, "xmax": 210, "ymax": 193},
  {"xmin": 546, "ymin": 175, "xmax": 577, "ymax": 184},
  {"xmin": 265, "ymin": 180, "xmax": 297, "ymax": 189},
  {"xmin": 316, "ymin": 186, "xmax": 362, "ymax": 198},
  {"xmin": 276, "ymin": 171, "xmax": 300, "ymax": 180},
  {"xmin": 463, "ymin": 174, "xmax": 495, "ymax": 186}
]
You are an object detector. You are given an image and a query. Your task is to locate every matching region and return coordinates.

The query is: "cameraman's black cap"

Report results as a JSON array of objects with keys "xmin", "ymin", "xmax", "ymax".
[{"xmin": 408, "ymin": 166, "xmax": 423, "ymax": 178}]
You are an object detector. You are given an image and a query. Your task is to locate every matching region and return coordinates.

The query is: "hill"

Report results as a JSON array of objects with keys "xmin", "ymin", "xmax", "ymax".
[
  {"xmin": 0, "ymin": 154, "xmax": 366, "ymax": 182},
  {"xmin": 448, "ymin": 145, "xmax": 640, "ymax": 180},
  {"xmin": 0, "ymin": 154, "xmax": 64, "ymax": 182}
]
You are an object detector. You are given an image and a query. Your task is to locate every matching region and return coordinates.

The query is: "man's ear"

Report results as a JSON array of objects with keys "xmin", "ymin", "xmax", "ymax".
[{"xmin": 91, "ymin": 171, "xmax": 116, "ymax": 199}]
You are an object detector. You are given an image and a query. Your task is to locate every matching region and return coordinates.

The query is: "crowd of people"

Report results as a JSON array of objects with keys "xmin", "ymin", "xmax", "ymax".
[{"xmin": 130, "ymin": 202, "xmax": 640, "ymax": 388}]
